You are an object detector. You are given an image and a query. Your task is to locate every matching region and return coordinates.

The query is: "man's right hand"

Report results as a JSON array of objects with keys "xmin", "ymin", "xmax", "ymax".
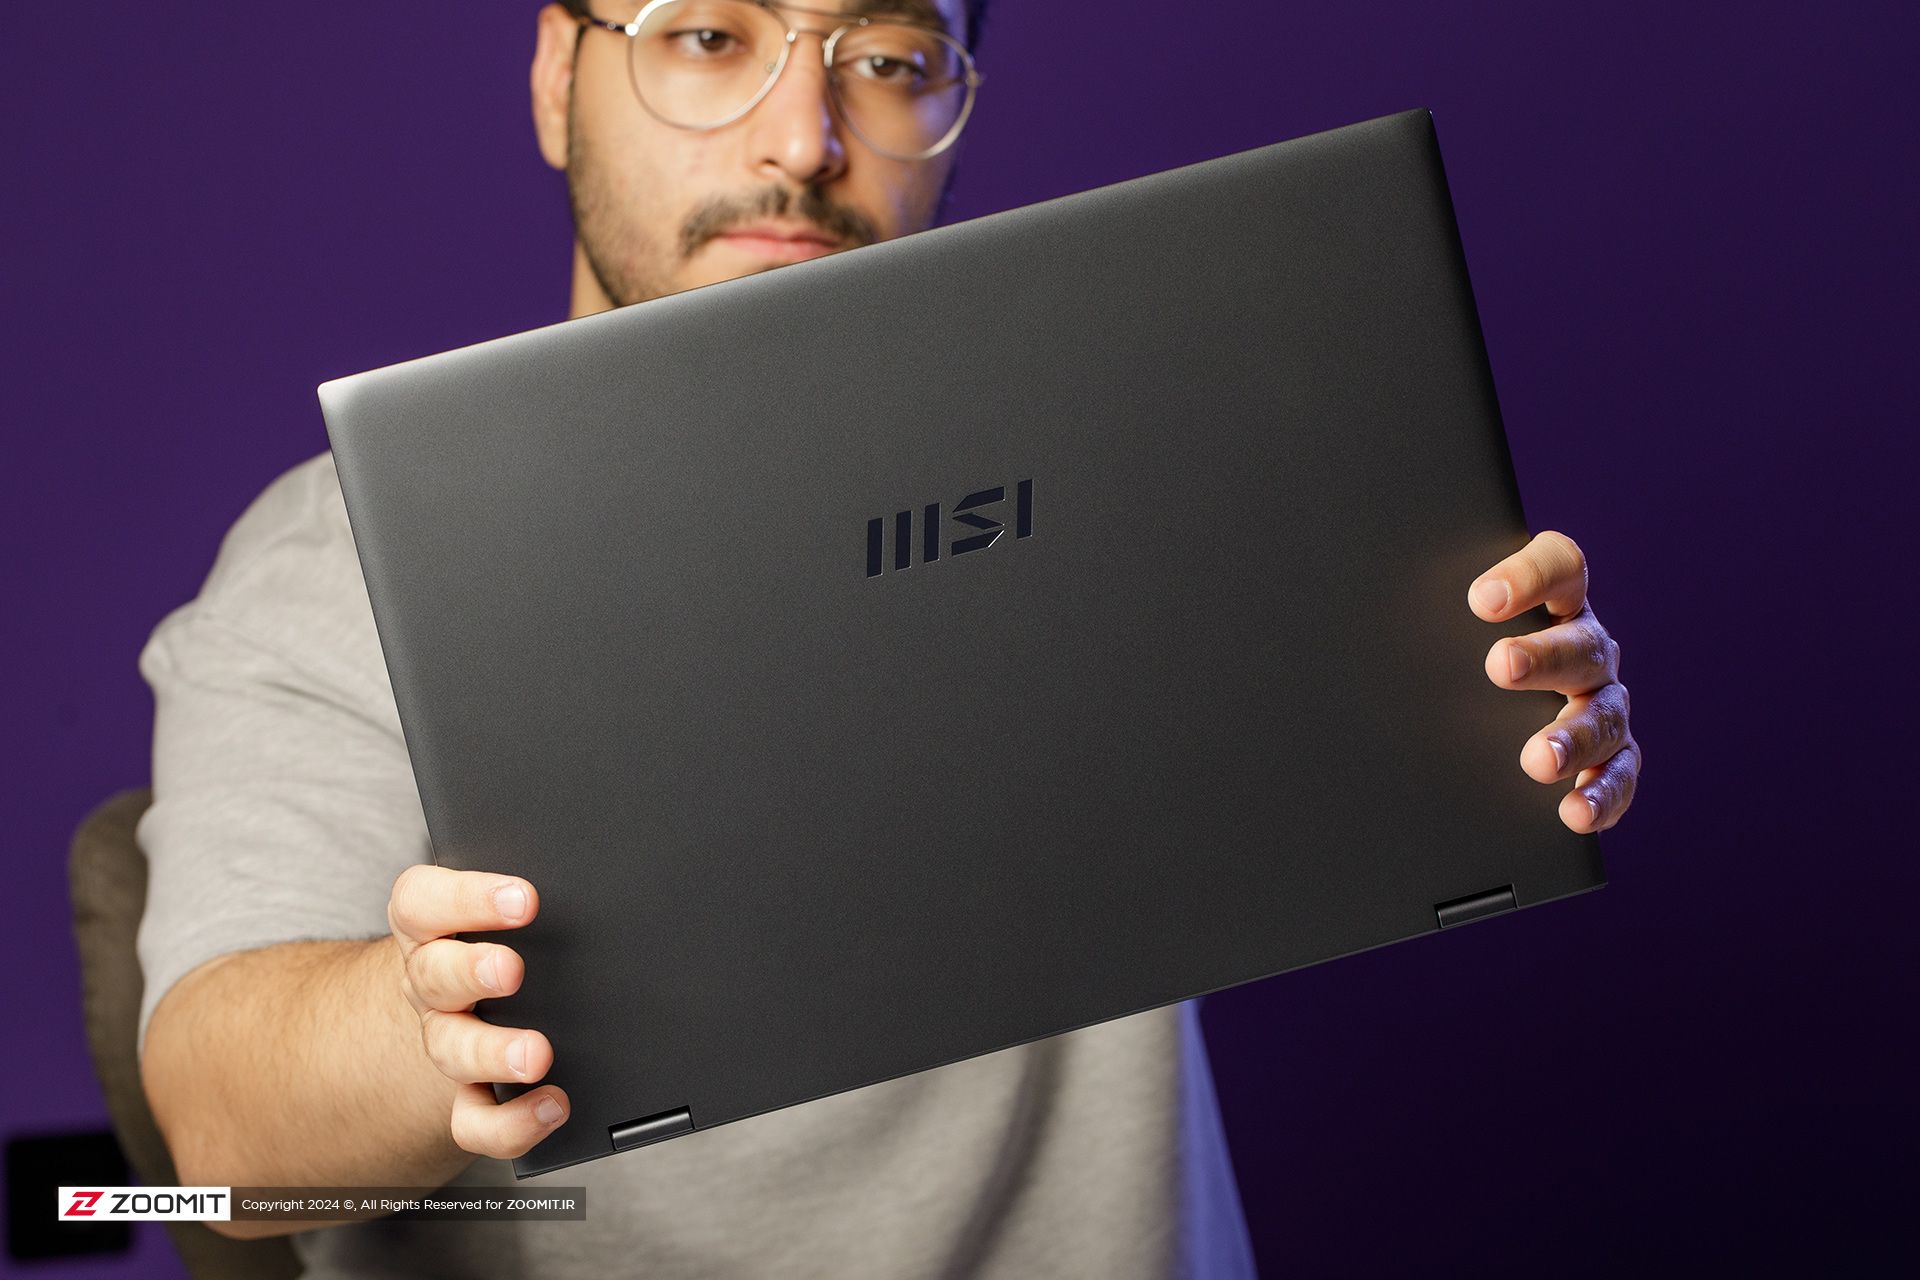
[{"xmin": 388, "ymin": 865, "xmax": 571, "ymax": 1159}]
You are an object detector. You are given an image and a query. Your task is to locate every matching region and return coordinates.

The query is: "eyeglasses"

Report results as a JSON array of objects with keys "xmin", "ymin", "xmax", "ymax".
[{"xmin": 578, "ymin": 0, "xmax": 985, "ymax": 162}]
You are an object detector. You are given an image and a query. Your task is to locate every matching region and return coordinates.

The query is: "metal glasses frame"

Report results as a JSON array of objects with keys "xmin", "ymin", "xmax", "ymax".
[{"xmin": 577, "ymin": 0, "xmax": 985, "ymax": 161}]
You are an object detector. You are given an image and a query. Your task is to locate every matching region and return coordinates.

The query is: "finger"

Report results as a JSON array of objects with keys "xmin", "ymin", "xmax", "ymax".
[
  {"xmin": 1558, "ymin": 736, "xmax": 1643, "ymax": 834},
  {"xmin": 389, "ymin": 865, "xmax": 538, "ymax": 949},
  {"xmin": 1469, "ymin": 530, "xmax": 1588, "ymax": 622},
  {"xmin": 404, "ymin": 938, "xmax": 525, "ymax": 1015},
  {"xmin": 420, "ymin": 1008, "xmax": 555, "ymax": 1086},
  {"xmin": 1486, "ymin": 616, "xmax": 1620, "ymax": 696},
  {"xmin": 449, "ymin": 1082, "xmax": 571, "ymax": 1160},
  {"xmin": 1519, "ymin": 684, "xmax": 1632, "ymax": 783}
]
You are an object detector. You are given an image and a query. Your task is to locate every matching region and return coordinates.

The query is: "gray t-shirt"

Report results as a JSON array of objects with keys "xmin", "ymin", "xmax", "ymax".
[{"xmin": 134, "ymin": 450, "xmax": 1258, "ymax": 1279}]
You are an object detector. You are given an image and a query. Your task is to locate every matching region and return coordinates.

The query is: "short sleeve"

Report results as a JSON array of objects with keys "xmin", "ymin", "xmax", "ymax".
[{"xmin": 133, "ymin": 453, "xmax": 433, "ymax": 1060}]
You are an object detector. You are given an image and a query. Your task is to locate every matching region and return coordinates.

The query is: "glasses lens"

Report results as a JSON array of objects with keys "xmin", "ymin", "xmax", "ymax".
[
  {"xmin": 627, "ymin": 0, "xmax": 789, "ymax": 129},
  {"xmin": 623, "ymin": 0, "xmax": 979, "ymax": 159},
  {"xmin": 831, "ymin": 22, "xmax": 974, "ymax": 158}
]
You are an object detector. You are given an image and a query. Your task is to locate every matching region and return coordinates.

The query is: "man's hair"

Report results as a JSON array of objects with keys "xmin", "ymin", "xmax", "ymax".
[{"xmin": 556, "ymin": 1, "xmax": 993, "ymax": 55}]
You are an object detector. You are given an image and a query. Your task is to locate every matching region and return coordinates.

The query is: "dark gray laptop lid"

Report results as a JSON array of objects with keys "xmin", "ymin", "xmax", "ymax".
[{"xmin": 319, "ymin": 107, "xmax": 1604, "ymax": 1178}]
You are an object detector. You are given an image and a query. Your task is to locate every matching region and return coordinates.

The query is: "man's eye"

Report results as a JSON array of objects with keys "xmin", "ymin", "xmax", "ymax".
[
  {"xmin": 666, "ymin": 28, "xmax": 739, "ymax": 57},
  {"xmin": 847, "ymin": 55, "xmax": 926, "ymax": 86}
]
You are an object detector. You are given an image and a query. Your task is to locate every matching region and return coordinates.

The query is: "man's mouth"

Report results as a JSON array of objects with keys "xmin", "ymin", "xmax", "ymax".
[{"xmin": 711, "ymin": 222, "xmax": 844, "ymax": 263}]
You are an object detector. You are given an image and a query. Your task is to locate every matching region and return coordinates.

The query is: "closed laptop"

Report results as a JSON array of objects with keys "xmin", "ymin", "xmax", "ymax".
[{"xmin": 318, "ymin": 107, "xmax": 1606, "ymax": 1178}]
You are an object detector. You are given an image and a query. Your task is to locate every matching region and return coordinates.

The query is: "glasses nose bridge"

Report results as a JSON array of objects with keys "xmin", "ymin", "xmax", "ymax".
[
  {"xmin": 774, "ymin": 17, "xmax": 857, "ymax": 71},
  {"xmin": 754, "ymin": 20, "xmax": 854, "ymax": 152}
]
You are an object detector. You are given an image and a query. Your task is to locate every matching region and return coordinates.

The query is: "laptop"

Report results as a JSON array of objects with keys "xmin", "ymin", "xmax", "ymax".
[{"xmin": 318, "ymin": 107, "xmax": 1606, "ymax": 1178}]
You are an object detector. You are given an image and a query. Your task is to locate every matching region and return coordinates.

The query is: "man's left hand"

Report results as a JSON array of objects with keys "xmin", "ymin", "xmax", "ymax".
[{"xmin": 1468, "ymin": 531, "xmax": 1641, "ymax": 833}]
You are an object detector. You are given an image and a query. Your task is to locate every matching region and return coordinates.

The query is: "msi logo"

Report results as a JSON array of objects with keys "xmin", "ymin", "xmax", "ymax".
[{"xmin": 867, "ymin": 479, "xmax": 1034, "ymax": 577}]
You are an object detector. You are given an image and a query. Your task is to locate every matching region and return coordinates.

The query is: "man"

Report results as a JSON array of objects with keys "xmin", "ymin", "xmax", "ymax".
[{"xmin": 134, "ymin": 2, "xmax": 1643, "ymax": 1276}]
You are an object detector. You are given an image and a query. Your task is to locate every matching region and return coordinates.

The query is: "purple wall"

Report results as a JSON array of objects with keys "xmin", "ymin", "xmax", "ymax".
[{"xmin": 6, "ymin": 2, "xmax": 1912, "ymax": 1274}]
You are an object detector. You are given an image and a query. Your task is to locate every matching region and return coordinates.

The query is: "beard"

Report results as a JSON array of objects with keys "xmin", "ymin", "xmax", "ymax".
[
  {"xmin": 563, "ymin": 87, "xmax": 956, "ymax": 310},
  {"xmin": 565, "ymin": 96, "xmax": 676, "ymax": 308}
]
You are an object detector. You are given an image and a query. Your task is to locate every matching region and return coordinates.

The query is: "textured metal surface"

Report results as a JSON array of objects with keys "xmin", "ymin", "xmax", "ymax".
[{"xmin": 319, "ymin": 108, "xmax": 1606, "ymax": 1178}]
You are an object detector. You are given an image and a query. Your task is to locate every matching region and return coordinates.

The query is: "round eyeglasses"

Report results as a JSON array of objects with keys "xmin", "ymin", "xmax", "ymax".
[{"xmin": 578, "ymin": 0, "xmax": 985, "ymax": 162}]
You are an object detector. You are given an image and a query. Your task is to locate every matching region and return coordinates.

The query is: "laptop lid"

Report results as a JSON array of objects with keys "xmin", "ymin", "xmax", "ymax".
[{"xmin": 319, "ymin": 107, "xmax": 1605, "ymax": 1178}]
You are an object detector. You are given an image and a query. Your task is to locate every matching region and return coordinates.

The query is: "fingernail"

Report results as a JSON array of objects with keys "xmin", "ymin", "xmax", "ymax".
[
  {"xmin": 508, "ymin": 1035, "xmax": 528, "ymax": 1078},
  {"xmin": 1584, "ymin": 792, "xmax": 1602, "ymax": 827},
  {"xmin": 1506, "ymin": 644, "xmax": 1532, "ymax": 682},
  {"xmin": 494, "ymin": 884, "xmax": 528, "ymax": 923},
  {"xmin": 1473, "ymin": 578, "xmax": 1509, "ymax": 614},
  {"xmin": 1548, "ymin": 736, "xmax": 1568, "ymax": 771},
  {"xmin": 534, "ymin": 1095, "xmax": 563, "ymax": 1126},
  {"xmin": 477, "ymin": 950, "xmax": 502, "ymax": 994}
]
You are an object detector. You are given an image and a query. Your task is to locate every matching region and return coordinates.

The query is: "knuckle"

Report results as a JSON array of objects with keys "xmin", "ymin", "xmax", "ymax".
[
  {"xmin": 390, "ymin": 865, "xmax": 434, "ymax": 930},
  {"xmin": 1591, "ymin": 695, "xmax": 1629, "ymax": 749},
  {"xmin": 420, "ymin": 1009, "xmax": 464, "ymax": 1074},
  {"xmin": 1546, "ymin": 529, "xmax": 1586, "ymax": 573},
  {"xmin": 448, "ymin": 1109, "xmax": 496, "ymax": 1157},
  {"xmin": 1581, "ymin": 631, "xmax": 1609, "ymax": 672},
  {"xmin": 1552, "ymin": 628, "xmax": 1604, "ymax": 677},
  {"xmin": 401, "ymin": 948, "xmax": 429, "ymax": 1002},
  {"xmin": 415, "ymin": 942, "xmax": 461, "ymax": 1008},
  {"xmin": 388, "ymin": 868, "xmax": 417, "ymax": 924},
  {"xmin": 418, "ymin": 1008, "xmax": 446, "ymax": 1057}
]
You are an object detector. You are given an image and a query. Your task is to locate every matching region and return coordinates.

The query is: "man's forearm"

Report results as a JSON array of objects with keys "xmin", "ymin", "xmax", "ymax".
[{"xmin": 142, "ymin": 937, "xmax": 469, "ymax": 1234}]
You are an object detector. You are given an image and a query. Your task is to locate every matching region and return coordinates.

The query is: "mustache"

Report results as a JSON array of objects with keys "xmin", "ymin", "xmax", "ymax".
[{"xmin": 680, "ymin": 185, "xmax": 878, "ymax": 257}]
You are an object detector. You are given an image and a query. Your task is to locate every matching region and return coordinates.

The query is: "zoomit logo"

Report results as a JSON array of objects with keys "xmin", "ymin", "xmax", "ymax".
[
  {"xmin": 867, "ymin": 479, "xmax": 1034, "ymax": 577},
  {"xmin": 59, "ymin": 1187, "xmax": 231, "ymax": 1221}
]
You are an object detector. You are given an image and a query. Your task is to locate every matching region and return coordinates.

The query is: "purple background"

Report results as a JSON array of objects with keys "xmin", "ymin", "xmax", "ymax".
[{"xmin": 5, "ymin": 1, "xmax": 1913, "ymax": 1274}]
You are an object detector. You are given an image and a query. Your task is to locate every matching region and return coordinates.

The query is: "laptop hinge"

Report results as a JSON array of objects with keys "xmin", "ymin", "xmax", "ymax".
[
  {"xmin": 1434, "ymin": 884, "xmax": 1518, "ymax": 929},
  {"xmin": 609, "ymin": 1106, "xmax": 694, "ymax": 1153}
]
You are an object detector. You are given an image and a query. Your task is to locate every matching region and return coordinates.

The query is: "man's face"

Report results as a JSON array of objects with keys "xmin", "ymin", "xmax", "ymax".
[{"xmin": 534, "ymin": 1, "xmax": 968, "ymax": 312}]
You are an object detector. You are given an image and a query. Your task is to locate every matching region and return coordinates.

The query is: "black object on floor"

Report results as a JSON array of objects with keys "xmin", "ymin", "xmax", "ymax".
[{"xmin": 5, "ymin": 1127, "xmax": 133, "ymax": 1260}]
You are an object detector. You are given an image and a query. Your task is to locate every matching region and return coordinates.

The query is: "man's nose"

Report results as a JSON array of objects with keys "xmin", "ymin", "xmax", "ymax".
[{"xmin": 744, "ymin": 33, "xmax": 849, "ymax": 186}]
